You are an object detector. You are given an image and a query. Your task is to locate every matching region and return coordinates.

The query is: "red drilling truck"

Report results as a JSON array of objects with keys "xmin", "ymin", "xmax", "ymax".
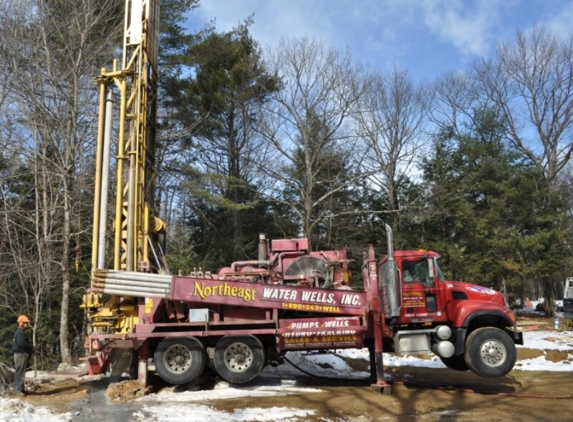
[
  {"xmin": 83, "ymin": 226, "xmax": 523, "ymax": 391},
  {"xmin": 83, "ymin": 0, "xmax": 522, "ymax": 392}
]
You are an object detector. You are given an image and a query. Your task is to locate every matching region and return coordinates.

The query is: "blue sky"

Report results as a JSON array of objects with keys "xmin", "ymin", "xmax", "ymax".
[{"xmin": 186, "ymin": 0, "xmax": 573, "ymax": 82}]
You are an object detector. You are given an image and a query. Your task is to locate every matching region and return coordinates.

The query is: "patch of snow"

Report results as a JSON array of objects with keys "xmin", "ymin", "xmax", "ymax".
[
  {"xmin": 139, "ymin": 381, "xmax": 322, "ymax": 403},
  {"xmin": 0, "ymin": 398, "xmax": 71, "ymax": 422},
  {"xmin": 133, "ymin": 404, "xmax": 314, "ymax": 422}
]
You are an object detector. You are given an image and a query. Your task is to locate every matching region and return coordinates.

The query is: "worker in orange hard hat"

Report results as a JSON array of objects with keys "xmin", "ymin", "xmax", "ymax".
[{"xmin": 12, "ymin": 315, "xmax": 34, "ymax": 396}]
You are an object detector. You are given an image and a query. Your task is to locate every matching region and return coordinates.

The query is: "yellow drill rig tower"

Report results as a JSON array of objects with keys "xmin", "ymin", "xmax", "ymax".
[{"xmin": 83, "ymin": 0, "xmax": 165, "ymax": 339}]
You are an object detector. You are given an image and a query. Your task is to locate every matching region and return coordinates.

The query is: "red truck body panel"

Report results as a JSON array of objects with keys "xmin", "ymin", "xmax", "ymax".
[{"xmin": 170, "ymin": 277, "xmax": 367, "ymax": 316}]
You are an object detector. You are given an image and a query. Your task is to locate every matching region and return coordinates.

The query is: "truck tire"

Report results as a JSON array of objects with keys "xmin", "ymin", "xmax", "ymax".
[
  {"xmin": 214, "ymin": 335, "xmax": 265, "ymax": 384},
  {"xmin": 154, "ymin": 337, "xmax": 206, "ymax": 385},
  {"xmin": 464, "ymin": 327, "xmax": 516, "ymax": 378},
  {"xmin": 439, "ymin": 354, "xmax": 469, "ymax": 371}
]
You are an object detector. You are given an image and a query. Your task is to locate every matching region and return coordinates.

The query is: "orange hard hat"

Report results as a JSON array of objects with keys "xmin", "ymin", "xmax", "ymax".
[{"xmin": 17, "ymin": 315, "xmax": 31, "ymax": 324}]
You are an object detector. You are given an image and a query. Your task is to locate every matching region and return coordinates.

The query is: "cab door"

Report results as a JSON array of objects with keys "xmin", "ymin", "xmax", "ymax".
[{"xmin": 400, "ymin": 257, "xmax": 448, "ymax": 323}]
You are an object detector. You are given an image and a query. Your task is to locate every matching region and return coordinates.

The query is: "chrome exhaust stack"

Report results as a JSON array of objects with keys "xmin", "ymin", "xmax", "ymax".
[{"xmin": 382, "ymin": 224, "xmax": 401, "ymax": 318}]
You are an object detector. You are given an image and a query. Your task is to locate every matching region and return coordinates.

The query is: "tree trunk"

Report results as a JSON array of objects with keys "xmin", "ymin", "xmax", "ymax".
[{"xmin": 60, "ymin": 183, "xmax": 72, "ymax": 363}]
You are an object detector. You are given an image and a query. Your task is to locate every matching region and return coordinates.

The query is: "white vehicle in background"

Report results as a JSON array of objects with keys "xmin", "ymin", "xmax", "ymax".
[{"xmin": 564, "ymin": 277, "xmax": 573, "ymax": 319}]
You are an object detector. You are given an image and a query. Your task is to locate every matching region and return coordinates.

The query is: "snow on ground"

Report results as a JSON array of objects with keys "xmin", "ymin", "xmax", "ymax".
[
  {"xmin": 1, "ymin": 329, "xmax": 572, "ymax": 422},
  {"xmin": 132, "ymin": 404, "xmax": 315, "ymax": 422},
  {"xmin": 0, "ymin": 398, "xmax": 72, "ymax": 422}
]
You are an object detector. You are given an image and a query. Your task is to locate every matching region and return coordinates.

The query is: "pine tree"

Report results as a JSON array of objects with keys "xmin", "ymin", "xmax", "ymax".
[{"xmin": 414, "ymin": 109, "xmax": 571, "ymax": 310}]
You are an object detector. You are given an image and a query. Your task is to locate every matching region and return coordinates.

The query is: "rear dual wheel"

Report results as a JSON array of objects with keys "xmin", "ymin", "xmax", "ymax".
[
  {"xmin": 214, "ymin": 335, "xmax": 265, "ymax": 384},
  {"xmin": 154, "ymin": 337, "xmax": 206, "ymax": 385}
]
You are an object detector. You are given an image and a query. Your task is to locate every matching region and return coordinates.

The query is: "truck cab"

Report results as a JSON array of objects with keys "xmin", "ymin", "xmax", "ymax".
[{"xmin": 376, "ymin": 229, "xmax": 523, "ymax": 378}]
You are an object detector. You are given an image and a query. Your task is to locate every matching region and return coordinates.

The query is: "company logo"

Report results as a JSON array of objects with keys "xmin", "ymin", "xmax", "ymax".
[
  {"xmin": 193, "ymin": 281, "xmax": 257, "ymax": 302},
  {"xmin": 467, "ymin": 286, "xmax": 496, "ymax": 295}
]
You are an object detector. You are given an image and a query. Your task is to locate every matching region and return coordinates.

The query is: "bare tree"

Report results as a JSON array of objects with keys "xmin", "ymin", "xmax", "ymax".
[
  {"xmin": 0, "ymin": 0, "xmax": 121, "ymax": 364},
  {"xmin": 431, "ymin": 71, "xmax": 484, "ymax": 137},
  {"xmin": 355, "ymin": 68, "xmax": 429, "ymax": 228},
  {"xmin": 258, "ymin": 38, "xmax": 372, "ymax": 243},
  {"xmin": 479, "ymin": 27, "xmax": 573, "ymax": 186}
]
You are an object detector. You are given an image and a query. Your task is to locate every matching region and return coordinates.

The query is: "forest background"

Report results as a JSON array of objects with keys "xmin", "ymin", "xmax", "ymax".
[{"xmin": 0, "ymin": 0, "xmax": 572, "ymax": 370}]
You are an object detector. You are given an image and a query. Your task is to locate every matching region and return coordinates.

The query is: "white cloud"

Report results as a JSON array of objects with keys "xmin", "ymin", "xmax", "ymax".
[
  {"xmin": 547, "ymin": 1, "xmax": 573, "ymax": 39},
  {"xmin": 190, "ymin": 0, "xmax": 424, "ymax": 74},
  {"xmin": 186, "ymin": 0, "xmax": 572, "ymax": 81},
  {"xmin": 195, "ymin": 0, "xmax": 334, "ymax": 50},
  {"xmin": 420, "ymin": 0, "xmax": 506, "ymax": 56}
]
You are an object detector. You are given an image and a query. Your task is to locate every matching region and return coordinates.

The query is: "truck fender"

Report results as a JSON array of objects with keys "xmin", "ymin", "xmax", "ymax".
[
  {"xmin": 451, "ymin": 310, "xmax": 516, "ymax": 355},
  {"xmin": 461, "ymin": 310, "xmax": 514, "ymax": 330}
]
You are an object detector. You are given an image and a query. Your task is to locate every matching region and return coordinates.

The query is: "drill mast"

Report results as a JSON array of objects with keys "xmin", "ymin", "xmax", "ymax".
[{"xmin": 92, "ymin": 0, "xmax": 164, "ymax": 275}]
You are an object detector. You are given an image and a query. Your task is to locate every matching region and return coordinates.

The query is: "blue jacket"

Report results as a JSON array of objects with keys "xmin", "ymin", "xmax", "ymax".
[{"xmin": 12, "ymin": 327, "xmax": 33, "ymax": 354}]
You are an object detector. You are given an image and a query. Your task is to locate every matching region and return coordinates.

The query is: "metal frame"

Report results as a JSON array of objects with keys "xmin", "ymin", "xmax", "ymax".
[{"xmin": 92, "ymin": 0, "xmax": 161, "ymax": 274}]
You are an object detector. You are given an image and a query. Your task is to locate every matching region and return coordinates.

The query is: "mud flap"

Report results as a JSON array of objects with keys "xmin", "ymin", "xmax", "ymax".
[{"xmin": 511, "ymin": 330, "xmax": 524, "ymax": 345}]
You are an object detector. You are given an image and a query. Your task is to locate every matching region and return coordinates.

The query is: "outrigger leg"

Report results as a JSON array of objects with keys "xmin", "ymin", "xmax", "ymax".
[
  {"xmin": 137, "ymin": 341, "xmax": 149, "ymax": 387},
  {"xmin": 369, "ymin": 345, "xmax": 392, "ymax": 394}
]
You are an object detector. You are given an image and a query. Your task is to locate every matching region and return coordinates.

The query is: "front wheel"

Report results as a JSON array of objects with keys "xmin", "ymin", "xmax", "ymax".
[
  {"xmin": 214, "ymin": 335, "xmax": 265, "ymax": 384},
  {"xmin": 154, "ymin": 337, "xmax": 206, "ymax": 385},
  {"xmin": 464, "ymin": 327, "xmax": 516, "ymax": 378}
]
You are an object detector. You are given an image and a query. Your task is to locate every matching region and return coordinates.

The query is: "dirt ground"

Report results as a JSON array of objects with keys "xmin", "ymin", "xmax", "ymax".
[
  {"xmin": 10, "ymin": 316, "xmax": 573, "ymax": 422},
  {"xmin": 14, "ymin": 364, "xmax": 573, "ymax": 422}
]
